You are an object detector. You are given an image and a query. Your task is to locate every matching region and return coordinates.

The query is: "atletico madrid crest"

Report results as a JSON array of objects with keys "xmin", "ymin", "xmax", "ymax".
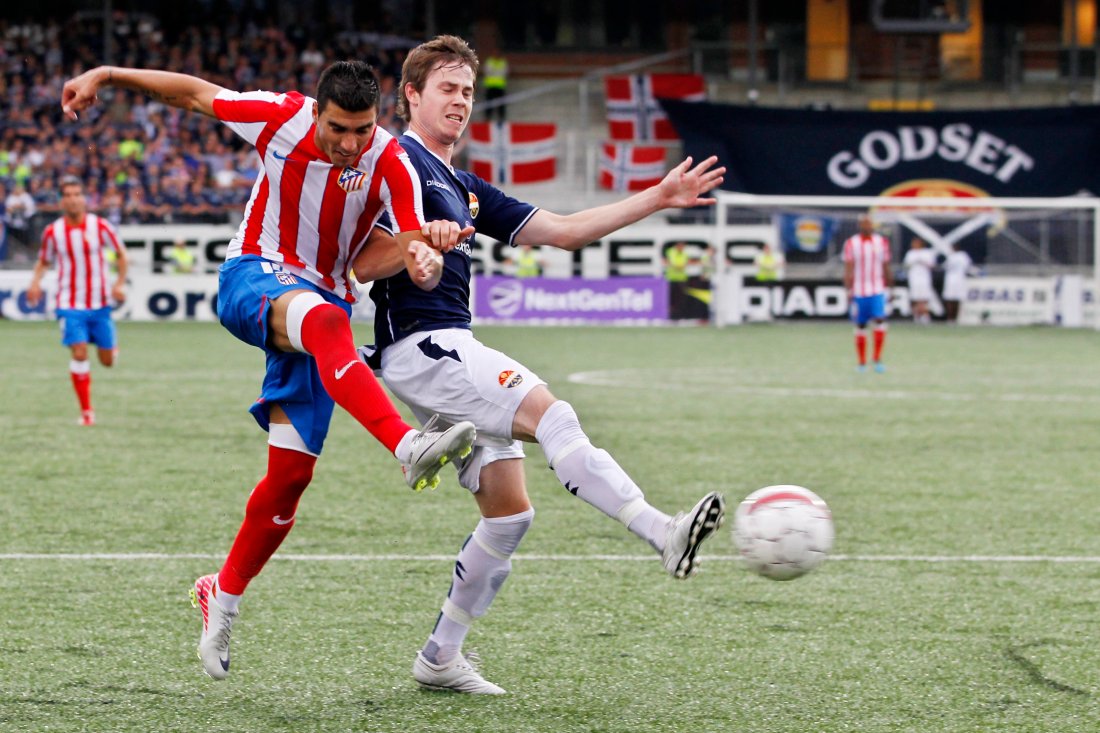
[{"xmin": 338, "ymin": 166, "xmax": 366, "ymax": 193}]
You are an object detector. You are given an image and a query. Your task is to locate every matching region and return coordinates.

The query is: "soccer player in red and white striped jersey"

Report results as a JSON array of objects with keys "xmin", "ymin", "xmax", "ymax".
[
  {"xmin": 27, "ymin": 176, "xmax": 128, "ymax": 426},
  {"xmin": 61, "ymin": 61, "xmax": 476, "ymax": 680},
  {"xmin": 843, "ymin": 214, "xmax": 894, "ymax": 372}
]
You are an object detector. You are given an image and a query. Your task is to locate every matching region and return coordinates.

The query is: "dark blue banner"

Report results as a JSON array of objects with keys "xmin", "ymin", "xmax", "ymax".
[{"xmin": 661, "ymin": 100, "xmax": 1100, "ymax": 197}]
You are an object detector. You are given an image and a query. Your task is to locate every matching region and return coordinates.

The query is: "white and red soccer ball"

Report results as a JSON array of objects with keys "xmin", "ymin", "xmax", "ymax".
[{"xmin": 732, "ymin": 485, "xmax": 834, "ymax": 581}]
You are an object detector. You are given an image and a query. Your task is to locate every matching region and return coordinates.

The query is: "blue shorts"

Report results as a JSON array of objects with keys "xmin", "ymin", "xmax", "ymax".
[
  {"xmin": 850, "ymin": 293, "xmax": 888, "ymax": 326},
  {"xmin": 58, "ymin": 307, "xmax": 116, "ymax": 349},
  {"xmin": 218, "ymin": 255, "xmax": 351, "ymax": 455}
]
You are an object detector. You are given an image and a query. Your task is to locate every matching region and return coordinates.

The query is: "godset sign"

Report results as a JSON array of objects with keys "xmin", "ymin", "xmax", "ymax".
[
  {"xmin": 661, "ymin": 100, "xmax": 1100, "ymax": 196},
  {"xmin": 826, "ymin": 125, "xmax": 1034, "ymax": 189}
]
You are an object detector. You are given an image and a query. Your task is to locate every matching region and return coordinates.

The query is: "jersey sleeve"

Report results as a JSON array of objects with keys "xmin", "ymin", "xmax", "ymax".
[
  {"xmin": 377, "ymin": 140, "xmax": 426, "ymax": 234},
  {"xmin": 466, "ymin": 175, "xmax": 538, "ymax": 246},
  {"xmin": 373, "ymin": 212, "xmax": 395, "ymax": 236},
  {"xmin": 98, "ymin": 218, "xmax": 123, "ymax": 255},
  {"xmin": 211, "ymin": 89, "xmax": 304, "ymax": 147},
  {"xmin": 37, "ymin": 226, "xmax": 55, "ymax": 265},
  {"xmin": 842, "ymin": 237, "xmax": 853, "ymax": 262}
]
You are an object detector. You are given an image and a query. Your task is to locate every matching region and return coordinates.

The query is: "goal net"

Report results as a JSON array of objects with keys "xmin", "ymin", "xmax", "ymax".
[{"xmin": 709, "ymin": 191, "xmax": 1100, "ymax": 329}]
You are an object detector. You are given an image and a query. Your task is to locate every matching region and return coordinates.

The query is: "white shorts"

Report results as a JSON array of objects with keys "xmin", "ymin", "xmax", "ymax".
[
  {"xmin": 908, "ymin": 274, "xmax": 933, "ymax": 302},
  {"xmin": 380, "ymin": 328, "xmax": 546, "ymax": 491}
]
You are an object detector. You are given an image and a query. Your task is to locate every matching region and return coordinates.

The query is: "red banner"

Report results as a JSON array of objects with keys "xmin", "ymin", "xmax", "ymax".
[
  {"xmin": 467, "ymin": 121, "xmax": 557, "ymax": 184},
  {"xmin": 604, "ymin": 74, "xmax": 706, "ymax": 141}
]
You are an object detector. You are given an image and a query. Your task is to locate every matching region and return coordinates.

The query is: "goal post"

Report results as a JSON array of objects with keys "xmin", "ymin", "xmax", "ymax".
[{"xmin": 710, "ymin": 191, "xmax": 1100, "ymax": 329}]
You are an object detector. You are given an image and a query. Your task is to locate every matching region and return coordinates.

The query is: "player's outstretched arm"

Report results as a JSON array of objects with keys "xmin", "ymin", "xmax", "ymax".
[
  {"xmin": 62, "ymin": 66, "xmax": 225, "ymax": 121},
  {"xmin": 515, "ymin": 155, "xmax": 725, "ymax": 251},
  {"xmin": 353, "ymin": 227, "xmax": 445, "ymax": 290}
]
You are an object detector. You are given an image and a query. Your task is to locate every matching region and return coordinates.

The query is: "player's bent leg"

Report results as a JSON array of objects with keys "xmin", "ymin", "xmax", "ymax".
[
  {"xmin": 192, "ymin": 419, "xmax": 316, "ymax": 680},
  {"xmin": 277, "ymin": 291, "xmax": 413, "ymax": 452}
]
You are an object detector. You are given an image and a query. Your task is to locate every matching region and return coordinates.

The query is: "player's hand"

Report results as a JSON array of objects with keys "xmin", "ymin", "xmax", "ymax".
[
  {"xmin": 26, "ymin": 282, "xmax": 42, "ymax": 308},
  {"xmin": 420, "ymin": 220, "xmax": 475, "ymax": 253},
  {"xmin": 655, "ymin": 156, "xmax": 726, "ymax": 209},
  {"xmin": 111, "ymin": 282, "xmax": 126, "ymax": 304},
  {"xmin": 62, "ymin": 66, "xmax": 111, "ymax": 121},
  {"xmin": 407, "ymin": 240, "xmax": 443, "ymax": 291}
]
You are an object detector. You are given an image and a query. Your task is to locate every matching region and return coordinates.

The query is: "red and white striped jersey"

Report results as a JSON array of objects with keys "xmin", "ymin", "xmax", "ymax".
[
  {"xmin": 37, "ymin": 214, "xmax": 123, "ymax": 311},
  {"xmin": 843, "ymin": 233, "xmax": 891, "ymax": 297},
  {"xmin": 213, "ymin": 89, "xmax": 425, "ymax": 302}
]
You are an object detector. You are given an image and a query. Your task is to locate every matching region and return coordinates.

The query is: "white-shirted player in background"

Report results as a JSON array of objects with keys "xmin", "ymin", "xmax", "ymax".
[
  {"xmin": 902, "ymin": 237, "xmax": 937, "ymax": 324},
  {"xmin": 60, "ymin": 60, "xmax": 476, "ymax": 680},
  {"xmin": 942, "ymin": 242, "xmax": 975, "ymax": 323},
  {"xmin": 843, "ymin": 214, "xmax": 893, "ymax": 372},
  {"xmin": 27, "ymin": 176, "xmax": 127, "ymax": 426}
]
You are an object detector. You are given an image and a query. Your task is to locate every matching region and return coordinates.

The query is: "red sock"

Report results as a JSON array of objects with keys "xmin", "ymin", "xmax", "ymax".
[
  {"xmin": 218, "ymin": 445, "xmax": 316, "ymax": 595},
  {"xmin": 854, "ymin": 331, "xmax": 867, "ymax": 365},
  {"xmin": 873, "ymin": 327, "xmax": 886, "ymax": 362},
  {"xmin": 299, "ymin": 304, "xmax": 411, "ymax": 454},
  {"xmin": 70, "ymin": 370, "xmax": 92, "ymax": 412}
]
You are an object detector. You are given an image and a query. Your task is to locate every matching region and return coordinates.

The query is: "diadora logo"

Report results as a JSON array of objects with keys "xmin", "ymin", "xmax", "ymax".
[
  {"xmin": 338, "ymin": 167, "xmax": 367, "ymax": 193},
  {"xmin": 498, "ymin": 369, "xmax": 524, "ymax": 388},
  {"xmin": 426, "ymin": 179, "xmax": 452, "ymax": 192}
]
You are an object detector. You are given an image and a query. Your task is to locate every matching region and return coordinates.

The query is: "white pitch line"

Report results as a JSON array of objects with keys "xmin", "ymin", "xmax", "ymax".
[
  {"xmin": 566, "ymin": 369, "xmax": 1100, "ymax": 404},
  {"xmin": 1, "ymin": 553, "xmax": 1099, "ymax": 563}
]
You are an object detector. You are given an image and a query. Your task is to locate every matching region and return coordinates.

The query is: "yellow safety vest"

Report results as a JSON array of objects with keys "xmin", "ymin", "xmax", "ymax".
[
  {"xmin": 755, "ymin": 252, "xmax": 780, "ymax": 281},
  {"xmin": 665, "ymin": 248, "xmax": 689, "ymax": 282},
  {"xmin": 515, "ymin": 250, "xmax": 540, "ymax": 278},
  {"xmin": 170, "ymin": 247, "xmax": 196, "ymax": 273},
  {"xmin": 484, "ymin": 56, "xmax": 508, "ymax": 90}
]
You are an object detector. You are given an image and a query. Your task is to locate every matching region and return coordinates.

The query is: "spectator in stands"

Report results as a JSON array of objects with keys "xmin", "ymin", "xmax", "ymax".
[
  {"xmin": 4, "ymin": 182, "xmax": 36, "ymax": 253},
  {"xmin": 482, "ymin": 44, "xmax": 509, "ymax": 123}
]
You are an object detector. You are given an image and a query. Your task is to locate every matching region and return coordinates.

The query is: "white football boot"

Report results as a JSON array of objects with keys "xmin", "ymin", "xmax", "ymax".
[
  {"xmin": 401, "ymin": 415, "xmax": 476, "ymax": 492},
  {"xmin": 190, "ymin": 574, "xmax": 238, "ymax": 680},
  {"xmin": 662, "ymin": 491, "xmax": 726, "ymax": 578},
  {"xmin": 413, "ymin": 650, "xmax": 506, "ymax": 694}
]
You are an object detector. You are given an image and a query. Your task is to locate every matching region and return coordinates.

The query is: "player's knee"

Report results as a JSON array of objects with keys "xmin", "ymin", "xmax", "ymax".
[
  {"xmin": 535, "ymin": 400, "xmax": 589, "ymax": 468},
  {"xmin": 473, "ymin": 508, "xmax": 535, "ymax": 558},
  {"xmin": 284, "ymin": 291, "xmax": 340, "ymax": 353}
]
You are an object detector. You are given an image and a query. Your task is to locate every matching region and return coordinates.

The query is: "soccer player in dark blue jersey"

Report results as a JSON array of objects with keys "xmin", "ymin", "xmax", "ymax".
[{"xmin": 354, "ymin": 35, "xmax": 727, "ymax": 694}]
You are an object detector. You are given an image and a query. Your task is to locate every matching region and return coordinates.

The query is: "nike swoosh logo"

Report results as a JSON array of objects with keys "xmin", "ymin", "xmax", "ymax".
[
  {"xmin": 335, "ymin": 360, "xmax": 358, "ymax": 380},
  {"xmin": 273, "ymin": 515, "xmax": 295, "ymax": 525},
  {"xmin": 273, "ymin": 150, "xmax": 298, "ymax": 162}
]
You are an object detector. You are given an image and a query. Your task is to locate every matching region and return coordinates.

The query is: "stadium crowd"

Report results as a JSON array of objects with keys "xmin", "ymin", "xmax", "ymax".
[{"xmin": 0, "ymin": 12, "xmax": 412, "ymax": 263}]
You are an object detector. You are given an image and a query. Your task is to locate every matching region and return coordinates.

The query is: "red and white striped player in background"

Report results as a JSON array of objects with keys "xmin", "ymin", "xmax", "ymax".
[
  {"xmin": 27, "ymin": 176, "xmax": 128, "ymax": 425},
  {"xmin": 843, "ymin": 213, "xmax": 893, "ymax": 373}
]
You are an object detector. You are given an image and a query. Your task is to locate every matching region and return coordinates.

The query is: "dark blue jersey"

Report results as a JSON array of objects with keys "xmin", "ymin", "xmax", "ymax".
[{"xmin": 371, "ymin": 131, "xmax": 538, "ymax": 353}]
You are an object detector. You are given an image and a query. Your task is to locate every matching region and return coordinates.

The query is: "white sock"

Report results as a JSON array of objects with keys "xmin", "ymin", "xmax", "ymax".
[
  {"xmin": 393, "ymin": 429, "xmax": 417, "ymax": 461},
  {"xmin": 423, "ymin": 509, "xmax": 534, "ymax": 664},
  {"xmin": 213, "ymin": 577, "xmax": 241, "ymax": 613},
  {"xmin": 536, "ymin": 401, "xmax": 669, "ymax": 548}
]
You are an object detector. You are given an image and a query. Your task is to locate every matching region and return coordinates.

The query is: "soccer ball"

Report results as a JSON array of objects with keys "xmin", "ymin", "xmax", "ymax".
[{"xmin": 732, "ymin": 485, "xmax": 834, "ymax": 581}]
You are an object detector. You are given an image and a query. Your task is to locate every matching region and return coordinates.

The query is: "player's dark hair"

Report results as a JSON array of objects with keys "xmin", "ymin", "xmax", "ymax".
[
  {"xmin": 59, "ymin": 175, "xmax": 83, "ymax": 193},
  {"xmin": 397, "ymin": 35, "xmax": 479, "ymax": 122},
  {"xmin": 316, "ymin": 60, "xmax": 380, "ymax": 113}
]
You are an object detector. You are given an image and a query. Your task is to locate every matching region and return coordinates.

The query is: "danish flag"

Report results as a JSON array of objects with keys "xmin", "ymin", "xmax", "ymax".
[
  {"xmin": 467, "ymin": 121, "xmax": 557, "ymax": 184},
  {"xmin": 598, "ymin": 142, "xmax": 667, "ymax": 192},
  {"xmin": 604, "ymin": 74, "xmax": 706, "ymax": 141}
]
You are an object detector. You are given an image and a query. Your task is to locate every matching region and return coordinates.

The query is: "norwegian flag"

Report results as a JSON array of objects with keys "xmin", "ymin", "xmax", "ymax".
[
  {"xmin": 604, "ymin": 74, "xmax": 706, "ymax": 141},
  {"xmin": 598, "ymin": 142, "xmax": 667, "ymax": 192},
  {"xmin": 467, "ymin": 121, "xmax": 557, "ymax": 184}
]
